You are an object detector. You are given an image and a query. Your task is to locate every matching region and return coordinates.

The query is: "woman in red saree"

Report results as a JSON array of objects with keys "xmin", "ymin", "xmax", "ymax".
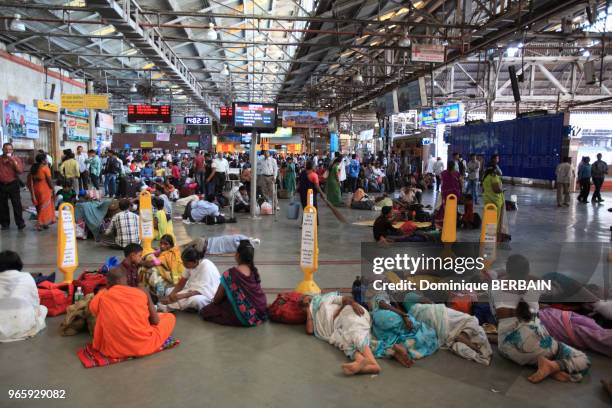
[
  {"xmin": 27, "ymin": 153, "xmax": 55, "ymax": 231},
  {"xmin": 435, "ymin": 161, "xmax": 462, "ymax": 224},
  {"xmin": 200, "ymin": 240, "xmax": 268, "ymax": 326}
]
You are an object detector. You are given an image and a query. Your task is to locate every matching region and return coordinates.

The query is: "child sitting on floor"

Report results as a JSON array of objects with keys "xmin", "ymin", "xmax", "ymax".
[{"xmin": 56, "ymin": 181, "xmax": 77, "ymax": 208}]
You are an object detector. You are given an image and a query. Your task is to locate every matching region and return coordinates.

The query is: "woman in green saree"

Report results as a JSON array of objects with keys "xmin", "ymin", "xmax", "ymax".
[{"xmin": 325, "ymin": 157, "xmax": 342, "ymax": 206}]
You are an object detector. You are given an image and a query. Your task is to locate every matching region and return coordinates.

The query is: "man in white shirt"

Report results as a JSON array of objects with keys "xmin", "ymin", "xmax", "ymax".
[
  {"xmin": 213, "ymin": 153, "xmax": 229, "ymax": 195},
  {"xmin": 183, "ymin": 195, "xmax": 220, "ymax": 223},
  {"xmin": 555, "ymin": 157, "xmax": 575, "ymax": 207},
  {"xmin": 161, "ymin": 248, "xmax": 220, "ymax": 311},
  {"xmin": 433, "ymin": 157, "xmax": 445, "ymax": 191},
  {"xmin": 260, "ymin": 150, "xmax": 278, "ymax": 204},
  {"xmin": 76, "ymin": 145, "xmax": 89, "ymax": 190}
]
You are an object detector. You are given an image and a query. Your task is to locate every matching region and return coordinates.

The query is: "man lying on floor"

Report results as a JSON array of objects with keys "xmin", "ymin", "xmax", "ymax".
[
  {"xmin": 182, "ymin": 235, "xmax": 261, "ymax": 256},
  {"xmin": 89, "ymin": 267, "xmax": 176, "ymax": 359},
  {"xmin": 303, "ymin": 292, "xmax": 380, "ymax": 376}
]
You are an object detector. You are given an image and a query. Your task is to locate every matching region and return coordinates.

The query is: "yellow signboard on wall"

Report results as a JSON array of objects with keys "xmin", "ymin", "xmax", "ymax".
[
  {"xmin": 140, "ymin": 141, "xmax": 153, "ymax": 148},
  {"xmin": 36, "ymin": 100, "xmax": 59, "ymax": 112},
  {"xmin": 61, "ymin": 94, "xmax": 109, "ymax": 110}
]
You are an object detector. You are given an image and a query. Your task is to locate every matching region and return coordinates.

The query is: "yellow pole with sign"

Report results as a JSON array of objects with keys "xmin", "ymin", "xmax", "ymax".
[
  {"xmin": 480, "ymin": 203, "xmax": 499, "ymax": 267},
  {"xmin": 295, "ymin": 189, "xmax": 321, "ymax": 294},
  {"xmin": 57, "ymin": 203, "xmax": 78, "ymax": 282},
  {"xmin": 441, "ymin": 193, "xmax": 457, "ymax": 243},
  {"xmin": 139, "ymin": 191, "xmax": 155, "ymax": 255}
]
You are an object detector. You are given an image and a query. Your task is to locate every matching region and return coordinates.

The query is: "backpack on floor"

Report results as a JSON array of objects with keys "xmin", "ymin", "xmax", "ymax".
[
  {"xmin": 37, "ymin": 281, "xmax": 74, "ymax": 317},
  {"xmin": 72, "ymin": 272, "xmax": 107, "ymax": 295},
  {"xmin": 268, "ymin": 292, "xmax": 307, "ymax": 324}
]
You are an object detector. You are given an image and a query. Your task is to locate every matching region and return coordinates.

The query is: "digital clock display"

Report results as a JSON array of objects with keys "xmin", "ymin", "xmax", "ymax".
[
  {"xmin": 220, "ymin": 106, "xmax": 233, "ymax": 125},
  {"xmin": 184, "ymin": 116, "xmax": 210, "ymax": 125}
]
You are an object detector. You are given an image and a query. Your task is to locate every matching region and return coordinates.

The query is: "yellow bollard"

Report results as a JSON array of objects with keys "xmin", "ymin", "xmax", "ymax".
[
  {"xmin": 57, "ymin": 203, "xmax": 78, "ymax": 283},
  {"xmin": 139, "ymin": 190, "xmax": 155, "ymax": 256},
  {"xmin": 480, "ymin": 203, "xmax": 499, "ymax": 268},
  {"xmin": 441, "ymin": 193, "xmax": 457, "ymax": 243},
  {"xmin": 295, "ymin": 189, "xmax": 321, "ymax": 294}
]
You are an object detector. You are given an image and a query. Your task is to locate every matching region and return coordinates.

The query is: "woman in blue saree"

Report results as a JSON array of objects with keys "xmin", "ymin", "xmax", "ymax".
[
  {"xmin": 370, "ymin": 293, "xmax": 438, "ymax": 367},
  {"xmin": 200, "ymin": 241, "xmax": 267, "ymax": 327}
]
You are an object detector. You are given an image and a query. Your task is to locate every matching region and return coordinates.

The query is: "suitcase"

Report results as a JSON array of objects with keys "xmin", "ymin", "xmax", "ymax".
[
  {"xmin": 287, "ymin": 200, "xmax": 300, "ymax": 220},
  {"xmin": 118, "ymin": 177, "xmax": 141, "ymax": 198}
]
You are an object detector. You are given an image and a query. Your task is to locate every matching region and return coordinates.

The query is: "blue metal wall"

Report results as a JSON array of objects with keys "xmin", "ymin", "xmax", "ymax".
[{"xmin": 448, "ymin": 113, "xmax": 565, "ymax": 180}]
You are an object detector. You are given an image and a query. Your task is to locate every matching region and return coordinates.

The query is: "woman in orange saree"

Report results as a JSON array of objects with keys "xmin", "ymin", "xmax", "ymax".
[{"xmin": 27, "ymin": 153, "xmax": 55, "ymax": 231}]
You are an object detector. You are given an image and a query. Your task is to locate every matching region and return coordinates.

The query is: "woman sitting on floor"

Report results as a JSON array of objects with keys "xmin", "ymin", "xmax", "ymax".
[
  {"xmin": 89, "ymin": 267, "xmax": 176, "ymax": 359},
  {"xmin": 0, "ymin": 251, "xmax": 47, "ymax": 342},
  {"xmin": 159, "ymin": 247, "xmax": 220, "ymax": 312},
  {"xmin": 370, "ymin": 292, "xmax": 438, "ymax": 367},
  {"xmin": 200, "ymin": 240, "xmax": 268, "ymax": 326},
  {"xmin": 491, "ymin": 254, "xmax": 591, "ymax": 383},
  {"xmin": 402, "ymin": 292, "xmax": 492, "ymax": 365},
  {"xmin": 140, "ymin": 235, "xmax": 184, "ymax": 296},
  {"xmin": 303, "ymin": 292, "xmax": 380, "ymax": 375}
]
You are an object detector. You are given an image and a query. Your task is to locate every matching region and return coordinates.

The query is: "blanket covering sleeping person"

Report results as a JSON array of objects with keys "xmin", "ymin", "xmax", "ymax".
[
  {"xmin": 403, "ymin": 293, "xmax": 493, "ymax": 365},
  {"xmin": 74, "ymin": 200, "xmax": 112, "ymax": 240},
  {"xmin": 89, "ymin": 268, "xmax": 176, "ymax": 359}
]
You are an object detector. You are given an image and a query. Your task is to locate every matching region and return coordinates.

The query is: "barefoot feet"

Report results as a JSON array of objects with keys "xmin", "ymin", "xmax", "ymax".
[
  {"xmin": 392, "ymin": 344, "xmax": 414, "ymax": 368},
  {"xmin": 527, "ymin": 356, "xmax": 562, "ymax": 383}
]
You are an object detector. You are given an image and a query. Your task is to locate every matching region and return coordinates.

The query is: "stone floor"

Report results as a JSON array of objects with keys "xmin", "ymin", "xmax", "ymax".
[{"xmin": 0, "ymin": 186, "xmax": 611, "ymax": 408}]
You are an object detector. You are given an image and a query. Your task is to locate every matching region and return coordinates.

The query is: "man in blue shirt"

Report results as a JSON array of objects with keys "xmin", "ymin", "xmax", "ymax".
[
  {"xmin": 347, "ymin": 154, "xmax": 361, "ymax": 193},
  {"xmin": 577, "ymin": 156, "xmax": 592, "ymax": 203},
  {"xmin": 182, "ymin": 195, "xmax": 220, "ymax": 223}
]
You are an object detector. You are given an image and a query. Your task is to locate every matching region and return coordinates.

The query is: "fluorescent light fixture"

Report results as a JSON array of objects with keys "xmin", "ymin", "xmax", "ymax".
[
  {"xmin": 10, "ymin": 14, "xmax": 26, "ymax": 32},
  {"xmin": 396, "ymin": 7, "xmax": 410, "ymax": 15},
  {"xmin": 506, "ymin": 47, "xmax": 519, "ymax": 57},
  {"xmin": 206, "ymin": 23, "xmax": 217, "ymax": 41},
  {"xmin": 142, "ymin": 62, "xmax": 155, "ymax": 70},
  {"xmin": 122, "ymin": 48, "xmax": 138, "ymax": 56},
  {"xmin": 91, "ymin": 25, "xmax": 116, "ymax": 36}
]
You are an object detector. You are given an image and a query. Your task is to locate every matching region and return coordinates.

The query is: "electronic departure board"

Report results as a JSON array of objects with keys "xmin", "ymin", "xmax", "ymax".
[
  {"xmin": 184, "ymin": 115, "xmax": 210, "ymax": 125},
  {"xmin": 219, "ymin": 105, "xmax": 233, "ymax": 125},
  {"xmin": 127, "ymin": 104, "xmax": 172, "ymax": 123},
  {"xmin": 233, "ymin": 102, "xmax": 277, "ymax": 132}
]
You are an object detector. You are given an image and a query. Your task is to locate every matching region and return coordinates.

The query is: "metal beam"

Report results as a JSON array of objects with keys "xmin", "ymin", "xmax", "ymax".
[{"xmin": 536, "ymin": 64, "xmax": 569, "ymax": 95}]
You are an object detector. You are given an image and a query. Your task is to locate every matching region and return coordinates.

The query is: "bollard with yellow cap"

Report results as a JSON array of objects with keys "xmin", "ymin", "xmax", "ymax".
[
  {"xmin": 57, "ymin": 203, "xmax": 78, "ymax": 282},
  {"xmin": 139, "ymin": 190, "xmax": 155, "ymax": 256},
  {"xmin": 441, "ymin": 193, "xmax": 457, "ymax": 243},
  {"xmin": 295, "ymin": 189, "xmax": 321, "ymax": 295},
  {"xmin": 479, "ymin": 203, "xmax": 499, "ymax": 268}
]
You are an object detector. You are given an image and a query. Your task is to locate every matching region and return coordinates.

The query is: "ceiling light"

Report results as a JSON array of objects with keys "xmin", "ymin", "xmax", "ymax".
[
  {"xmin": 10, "ymin": 14, "xmax": 26, "ymax": 32},
  {"xmin": 206, "ymin": 23, "xmax": 217, "ymax": 41},
  {"xmin": 221, "ymin": 64, "xmax": 230, "ymax": 76},
  {"xmin": 517, "ymin": 42, "xmax": 524, "ymax": 48},
  {"xmin": 353, "ymin": 73, "xmax": 363, "ymax": 84},
  {"xmin": 506, "ymin": 47, "xmax": 519, "ymax": 57},
  {"xmin": 130, "ymin": 83, "xmax": 137, "ymax": 93},
  {"xmin": 398, "ymin": 35, "xmax": 411, "ymax": 47},
  {"xmin": 142, "ymin": 62, "xmax": 155, "ymax": 70},
  {"xmin": 583, "ymin": 50, "xmax": 591, "ymax": 57}
]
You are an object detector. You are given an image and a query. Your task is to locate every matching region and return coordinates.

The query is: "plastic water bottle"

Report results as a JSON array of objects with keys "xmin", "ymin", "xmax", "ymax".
[
  {"xmin": 155, "ymin": 282, "xmax": 166, "ymax": 300},
  {"xmin": 74, "ymin": 287, "xmax": 84, "ymax": 302}
]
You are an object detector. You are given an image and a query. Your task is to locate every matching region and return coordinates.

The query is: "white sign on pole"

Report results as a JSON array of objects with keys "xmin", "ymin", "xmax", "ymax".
[
  {"xmin": 411, "ymin": 44, "xmax": 446, "ymax": 63},
  {"xmin": 61, "ymin": 207, "xmax": 77, "ymax": 268},
  {"xmin": 140, "ymin": 208, "xmax": 154, "ymax": 239},
  {"xmin": 300, "ymin": 212, "xmax": 316, "ymax": 268}
]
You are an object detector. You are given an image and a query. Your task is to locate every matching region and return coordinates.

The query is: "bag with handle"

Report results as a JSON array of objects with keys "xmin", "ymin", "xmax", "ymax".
[
  {"xmin": 268, "ymin": 292, "xmax": 307, "ymax": 324},
  {"xmin": 37, "ymin": 281, "xmax": 75, "ymax": 316},
  {"xmin": 72, "ymin": 272, "xmax": 107, "ymax": 295},
  {"xmin": 287, "ymin": 200, "xmax": 300, "ymax": 220}
]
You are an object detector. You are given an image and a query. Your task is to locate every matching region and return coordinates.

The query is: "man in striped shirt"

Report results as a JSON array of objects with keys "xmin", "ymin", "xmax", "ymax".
[{"xmin": 103, "ymin": 199, "xmax": 140, "ymax": 249}]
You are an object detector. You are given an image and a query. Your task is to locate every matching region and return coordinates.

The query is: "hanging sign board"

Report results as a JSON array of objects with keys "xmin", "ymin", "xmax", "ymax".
[
  {"xmin": 61, "ymin": 94, "xmax": 109, "ymax": 110},
  {"xmin": 36, "ymin": 100, "xmax": 59, "ymax": 113},
  {"xmin": 411, "ymin": 44, "xmax": 446, "ymax": 63}
]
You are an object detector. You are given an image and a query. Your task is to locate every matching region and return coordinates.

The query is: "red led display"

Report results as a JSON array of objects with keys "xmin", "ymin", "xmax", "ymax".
[
  {"xmin": 220, "ymin": 105, "xmax": 234, "ymax": 125},
  {"xmin": 127, "ymin": 104, "xmax": 172, "ymax": 123}
]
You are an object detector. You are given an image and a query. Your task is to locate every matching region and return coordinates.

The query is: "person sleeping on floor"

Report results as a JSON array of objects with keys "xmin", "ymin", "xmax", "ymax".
[
  {"xmin": 302, "ymin": 292, "xmax": 381, "ymax": 376},
  {"xmin": 182, "ymin": 235, "xmax": 260, "ymax": 256}
]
